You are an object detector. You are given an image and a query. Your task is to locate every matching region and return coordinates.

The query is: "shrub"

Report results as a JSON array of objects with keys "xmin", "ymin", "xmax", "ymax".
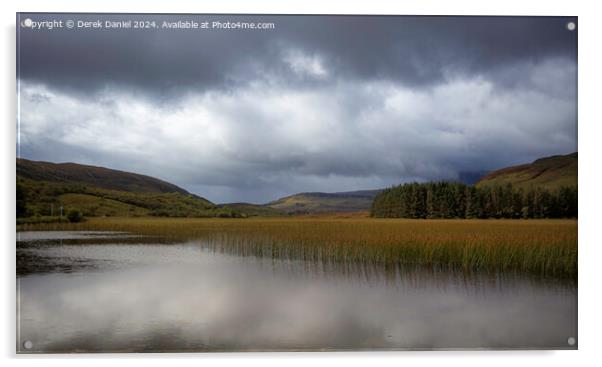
[{"xmin": 66, "ymin": 209, "xmax": 84, "ymax": 223}]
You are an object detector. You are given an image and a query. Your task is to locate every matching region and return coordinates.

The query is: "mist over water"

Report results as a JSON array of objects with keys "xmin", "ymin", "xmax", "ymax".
[{"xmin": 17, "ymin": 231, "xmax": 577, "ymax": 352}]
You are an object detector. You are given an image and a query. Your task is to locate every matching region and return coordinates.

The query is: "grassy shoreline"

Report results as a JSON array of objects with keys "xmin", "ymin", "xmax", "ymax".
[{"xmin": 18, "ymin": 217, "xmax": 577, "ymax": 279}]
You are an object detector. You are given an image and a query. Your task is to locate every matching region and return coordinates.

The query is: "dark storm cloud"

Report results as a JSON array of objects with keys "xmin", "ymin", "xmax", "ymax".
[
  {"xmin": 18, "ymin": 14, "xmax": 576, "ymax": 97},
  {"xmin": 17, "ymin": 14, "xmax": 578, "ymax": 203}
]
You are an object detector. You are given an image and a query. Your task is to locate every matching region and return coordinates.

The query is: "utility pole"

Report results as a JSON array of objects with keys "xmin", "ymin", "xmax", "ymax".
[{"xmin": 60, "ymin": 206, "xmax": 63, "ymax": 217}]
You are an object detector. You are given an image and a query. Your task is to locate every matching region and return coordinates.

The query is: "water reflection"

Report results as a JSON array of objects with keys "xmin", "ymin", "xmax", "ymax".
[{"xmin": 17, "ymin": 231, "xmax": 577, "ymax": 352}]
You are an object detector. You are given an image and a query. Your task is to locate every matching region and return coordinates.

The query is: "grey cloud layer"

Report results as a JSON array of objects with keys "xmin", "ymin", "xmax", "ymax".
[
  {"xmin": 19, "ymin": 15, "xmax": 576, "ymax": 95},
  {"xmin": 17, "ymin": 15, "xmax": 577, "ymax": 203}
]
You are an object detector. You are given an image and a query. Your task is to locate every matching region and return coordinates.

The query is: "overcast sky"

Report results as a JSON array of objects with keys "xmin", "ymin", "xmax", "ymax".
[{"xmin": 17, "ymin": 14, "xmax": 577, "ymax": 203}]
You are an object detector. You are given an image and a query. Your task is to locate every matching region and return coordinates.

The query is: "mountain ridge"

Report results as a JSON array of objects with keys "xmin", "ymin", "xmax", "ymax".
[
  {"xmin": 16, "ymin": 158, "xmax": 225, "ymax": 219},
  {"xmin": 265, "ymin": 189, "xmax": 381, "ymax": 214},
  {"xmin": 17, "ymin": 158, "xmax": 193, "ymax": 196},
  {"xmin": 476, "ymin": 152, "xmax": 577, "ymax": 190}
]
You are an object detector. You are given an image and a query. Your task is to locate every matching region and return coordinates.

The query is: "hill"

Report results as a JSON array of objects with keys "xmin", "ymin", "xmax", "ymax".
[
  {"xmin": 266, "ymin": 190, "xmax": 381, "ymax": 214},
  {"xmin": 475, "ymin": 152, "xmax": 577, "ymax": 190},
  {"xmin": 16, "ymin": 159, "xmax": 243, "ymax": 220},
  {"xmin": 17, "ymin": 158, "xmax": 189, "ymax": 194},
  {"xmin": 217, "ymin": 203, "xmax": 286, "ymax": 217}
]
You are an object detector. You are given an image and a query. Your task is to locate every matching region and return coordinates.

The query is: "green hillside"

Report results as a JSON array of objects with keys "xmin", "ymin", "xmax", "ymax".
[
  {"xmin": 16, "ymin": 159, "xmax": 243, "ymax": 220},
  {"xmin": 266, "ymin": 190, "xmax": 381, "ymax": 214},
  {"xmin": 57, "ymin": 193, "xmax": 151, "ymax": 217},
  {"xmin": 476, "ymin": 152, "xmax": 577, "ymax": 190},
  {"xmin": 17, "ymin": 158, "xmax": 191, "ymax": 194}
]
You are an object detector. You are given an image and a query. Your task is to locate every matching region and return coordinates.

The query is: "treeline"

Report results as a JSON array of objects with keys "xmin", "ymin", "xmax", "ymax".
[{"xmin": 371, "ymin": 182, "xmax": 577, "ymax": 219}]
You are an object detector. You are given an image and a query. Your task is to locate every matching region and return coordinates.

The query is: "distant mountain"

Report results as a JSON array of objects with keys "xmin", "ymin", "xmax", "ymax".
[
  {"xmin": 458, "ymin": 170, "xmax": 489, "ymax": 185},
  {"xmin": 16, "ymin": 159, "xmax": 230, "ymax": 219},
  {"xmin": 217, "ymin": 203, "xmax": 286, "ymax": 217},
  {"xmin": 476, "ymin": 152, "xmax": 577, "ymax": 190},
  {"xmin": 17, "ymin": 158, "xmax": 191, "ymax": 195},
  {"xmin": 266, "ymin": 189, "xmax": 381, "ymax": 214}
]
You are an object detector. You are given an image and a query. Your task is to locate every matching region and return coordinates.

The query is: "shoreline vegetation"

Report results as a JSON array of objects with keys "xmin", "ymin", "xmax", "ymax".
[{"xmin": 18, "ymin": 217, "xmax": 578, "ymax": 280}]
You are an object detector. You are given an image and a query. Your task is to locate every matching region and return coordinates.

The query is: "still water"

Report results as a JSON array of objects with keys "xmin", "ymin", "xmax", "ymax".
[{"xmin": 17, "ymin": 231, "xmax": 577, "ymax": 352}]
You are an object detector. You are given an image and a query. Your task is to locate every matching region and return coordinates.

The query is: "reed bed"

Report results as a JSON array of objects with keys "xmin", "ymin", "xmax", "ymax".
[{"xmin": 19, "ymin": 217, "xmax": 577, "ymax": 279}]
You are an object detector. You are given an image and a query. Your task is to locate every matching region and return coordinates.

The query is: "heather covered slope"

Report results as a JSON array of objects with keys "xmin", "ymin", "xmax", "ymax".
[
  {"xmin": 17, "ymin": 158, "xmax": 191, "ymax": 195},
  {"xmin": 475, "ymin": 152, "xmax": 577, "ymax": 190}
]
